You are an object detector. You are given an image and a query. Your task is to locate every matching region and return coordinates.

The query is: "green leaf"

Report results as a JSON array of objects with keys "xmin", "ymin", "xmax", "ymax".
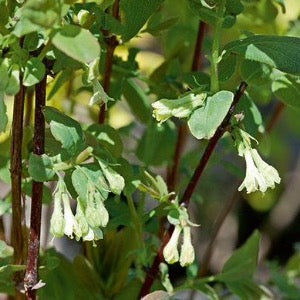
[
  {"xmin": 224, "ymin": 35, "xmax": 300, "ymax": 75},
  {"xmin": 28, "ymin": 153, "xmax": 55, "ymax": 182},
  {"xmin": 136, "ymin": 120, "xmax": 176, "ymax": 166},
  {"xmin": 89, "ymin": 79, "xmax": 114, "ymax": 106},
  {"xmin": 44, "ymin": 106, "xmax": 84, "ymax": 153},
  {"xmin": 272, "ymin": 74, "xmax": 300, "ymax": 108},
  {"xmin": 86, "ymin": 124, "xmax": 123, "ymax": 157},
  {"xmin": 120, "ymin": 0, "xmax": 164, "ymax": 41},
  {"xmin": 23, "ymin": 57, "xmax": 46, "ymax": 87},
  {"xmin": 5, "ymin": 64, "xmax": 20, "ymax": 96},
  {"xmin": 217, "ymin": 230, "xmax": 260, "ymax": 281},
  {"xmin": 52, "ymin": 25, "xmax": 100, "ymax": 63},
  {"xmin": 0, "ymin": 92, "xmax": 8, "ymax": 133},
  {"xmin": 122, "ymin": 78, "xmax": 151, "ymax": 124},
  {"xmin": 188, "ymin": 91, "xmax": 234, "ymax": 139},
  {"xmin": 71, "ymin": 164, "xmax": 109, "ymax": 200}
]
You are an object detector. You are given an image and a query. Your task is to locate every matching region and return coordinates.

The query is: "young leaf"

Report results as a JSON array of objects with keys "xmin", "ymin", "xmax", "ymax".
[
  {"xmin": 28, "ymin": 153, "xmax": 55, "ymax": 182},
  {"xmin": 52, "ymin": 25, "xmax": 100, "ymax": 64},
  {"xmin": 0, "ymin": 92, "xmax": 8, "ymax": 133},
  {"xmin": 188, "ymin": 91, "xmax": 234, "ymax": 139},
  {"xmin": 224, "ymin": 35, "xmax": 300, "ymax": 75},
  {"xmin": 43, "ymin": 106, "xmax": 84, "ymax": 153},
  {"xmin": 23, "ymin": 57, "xmax": 46, "ymax": 87}
]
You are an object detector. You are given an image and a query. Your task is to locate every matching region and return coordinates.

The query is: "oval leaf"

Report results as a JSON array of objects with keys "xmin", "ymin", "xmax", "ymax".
[
  {"xmin": 188, "ymin": 90, "xmax": 234, "ymax": 139},
  {"xmin": 52, "ymin": 25, "xmax": 100, "ymax": 63},
  {"xmin": 23, "ymin": 57, "xmax": 46, "ymax": 87}
]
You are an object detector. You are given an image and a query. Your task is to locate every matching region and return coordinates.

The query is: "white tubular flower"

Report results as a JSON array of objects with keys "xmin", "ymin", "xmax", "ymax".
[
  {"xmin": 238, "ymin": 148, "xmax": 280, "ymax": 193},
  {"xmin": 82, "ymin": 227, "xmax": 95, "ymax": 241},
  {"xmin": 152, "ymin": 93, "xmax": 206, "ymax": 124},
  {"xmin": 50, "ymin": 193, "xmax": 65, "ymax": 238},
  {"xmin": 96, "ymin": 195, "xmax": 109, "ymax": 227},
  {"xmin": 250, "ymin": 149, "xmax": 281, "ymax": 188},
  {"xmin": 163, "ymin": 225, "xmax": 182, "ymax": 264},
  {"xmin": 179, "ymin": 226, "xmax": 195, "ymax": 267},
  {"xmin": 62, "ymin": 193, "xmax": 77, "ymax": 238}
]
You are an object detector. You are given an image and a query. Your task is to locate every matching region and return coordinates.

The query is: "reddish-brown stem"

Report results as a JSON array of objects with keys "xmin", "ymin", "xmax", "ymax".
[
  {"xmin": 167, "ymin": 21, "xmax": 207, "ymax": 192},
  {"xmin": 24, "ymin": 76, "xmax": 47, "ymax": 300},
  {"xmin": 181, "ymin": 82, "xmax": 247, "ymax": 207},
  {"xmin": 98, "ymin": 0, "xmax": 120, "ymax": 124},
  {"xmin": 167, "ymin": 124, "xmax": 188, "ymax": 191},
  {"xmin": 11, "ymin": 81, "xmax": 26, "ymax": 294},
  {"xmin": 139, "ymin": 82, "xmax": 247, "ymax": 297}
]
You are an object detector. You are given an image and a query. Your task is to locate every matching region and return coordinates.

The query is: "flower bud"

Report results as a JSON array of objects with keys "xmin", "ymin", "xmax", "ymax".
[
  {"xmin": 179, "ymin": 226, "xmax": 195, "ymax": 267},
  {"xmin": 50, "ymin": 193, "xmax": 65, "ymax": 238},
  {"xmin": 74, "ymin": 200, "xmax": 89, "ymax": 240},
  {"xmin": 62, "ymin": 193, "xmax": 77, "ymax": 238},
  {"xmin": 163, "ymin": 225, "xmax": 182, "ymax": 264}
]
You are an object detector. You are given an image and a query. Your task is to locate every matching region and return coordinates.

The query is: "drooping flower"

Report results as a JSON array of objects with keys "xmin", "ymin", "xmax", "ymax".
[
  {"xmin": 238, "ymin": 148, "xmax": 281, "ymax": 194},
  {"xmin": 62, "ymin": 192, "xmax": 78, "ymax": 238},
  {"xmin": 163, "ymin": 225, "xmax": 182, "ymax": 264},
  {"xmin": 152, "ymin": 93, "xmax": 206, "ymax": 124},
  {"xmin": 179, "ymin": 226, "xmax": 195, "ymax": 267},
  {"xmin": 250, "ymin": 149, "xmax": 281, "ymax": 189},
  {"xmin": 50, "ymin": 193, "xmax": 65, "ymax": 238}
]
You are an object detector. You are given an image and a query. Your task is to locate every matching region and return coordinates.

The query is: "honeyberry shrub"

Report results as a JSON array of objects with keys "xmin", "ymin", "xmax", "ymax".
[{"xmin": 0, "ymin": 0, "xmax": 300, "ymax": 299}]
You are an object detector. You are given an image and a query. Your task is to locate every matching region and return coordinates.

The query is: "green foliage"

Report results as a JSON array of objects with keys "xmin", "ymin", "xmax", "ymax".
[
  {"xmin": 0, "ymin": 0, "xmax": 299, "ymax": 299},
  {"xmin": 224, "ymin": 35, "xmax": 300, "ymax": 75},
  {"xmin": 188, "ymin": 91, "xmax": 234, "ymax": 139}
]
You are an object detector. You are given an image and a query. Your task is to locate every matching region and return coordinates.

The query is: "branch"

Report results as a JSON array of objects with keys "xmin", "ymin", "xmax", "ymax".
[
  {"xmin": 167, "ymin": 21, "xmax": 207, "ymax": 192},
  {"xmin": 139, "ymin": 82, "xmax": 248, "ymax": 297},
  {"xmin": 10, "ymin": 81, "xmax": 26, "ymax": 292},
  {"xmin": 24, "ymin": 76, "xmax": 47, "ymax": 300},
  {"xmin": 98, "ymin": 0, "xmax": 120, "ymax": 124},
  {"xmin": 197, "ymin": 98, "xmax": 285, "ymax": 278}
]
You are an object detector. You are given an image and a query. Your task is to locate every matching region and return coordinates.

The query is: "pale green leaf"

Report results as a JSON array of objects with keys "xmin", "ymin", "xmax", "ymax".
[
  {"xmin": 44, "ymin": 106, "xmax": 84, "ymax": 152},
  {"xmin": 188, "ymin": 91, "xmax": 234, "ymax": 139},
  {"xmin": 23, "ymin": 57, "xmax": 46, "ymax": 87},
  {"xmin": 52, "ymin": 25, "xmax": 100, "ymax": 63}
]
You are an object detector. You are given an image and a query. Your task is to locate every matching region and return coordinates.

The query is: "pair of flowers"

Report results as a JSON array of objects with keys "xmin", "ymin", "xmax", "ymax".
[
  {"xmin": 235, "ymin": 129, "xmax": 281, "ymax": 194},
  {"xmin": 50, "ymin": 177, "xmax": 108, "ymax": 242},
  {"xmin": 163, "ymin": 204, "xmax": 197, "ymax": 267}
]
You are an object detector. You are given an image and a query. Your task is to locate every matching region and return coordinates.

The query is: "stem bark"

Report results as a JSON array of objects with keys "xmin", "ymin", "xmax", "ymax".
[{"xmin": 24, "ymin": 76, "xmax": 47, "ymax": 300}]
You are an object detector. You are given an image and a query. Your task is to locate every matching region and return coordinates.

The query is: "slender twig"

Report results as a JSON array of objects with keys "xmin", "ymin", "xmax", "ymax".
[
  {"xmin": 197, "ymin": 99, "xmax": 285, "ymax": 279},
  {"xmin": 24, "ymin": 76, "xmax": 47, "ymax": 300},
  {"xmin": 11, "ymin": 81, "xmax": 26, "ymax": 294},
  {"xmin": 98, "ymin": 0, "xmax": 120, "ymax": 124},
  {"xmin": 139, "ymin": 82, "xmax": 248, "ymax": 297}
]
